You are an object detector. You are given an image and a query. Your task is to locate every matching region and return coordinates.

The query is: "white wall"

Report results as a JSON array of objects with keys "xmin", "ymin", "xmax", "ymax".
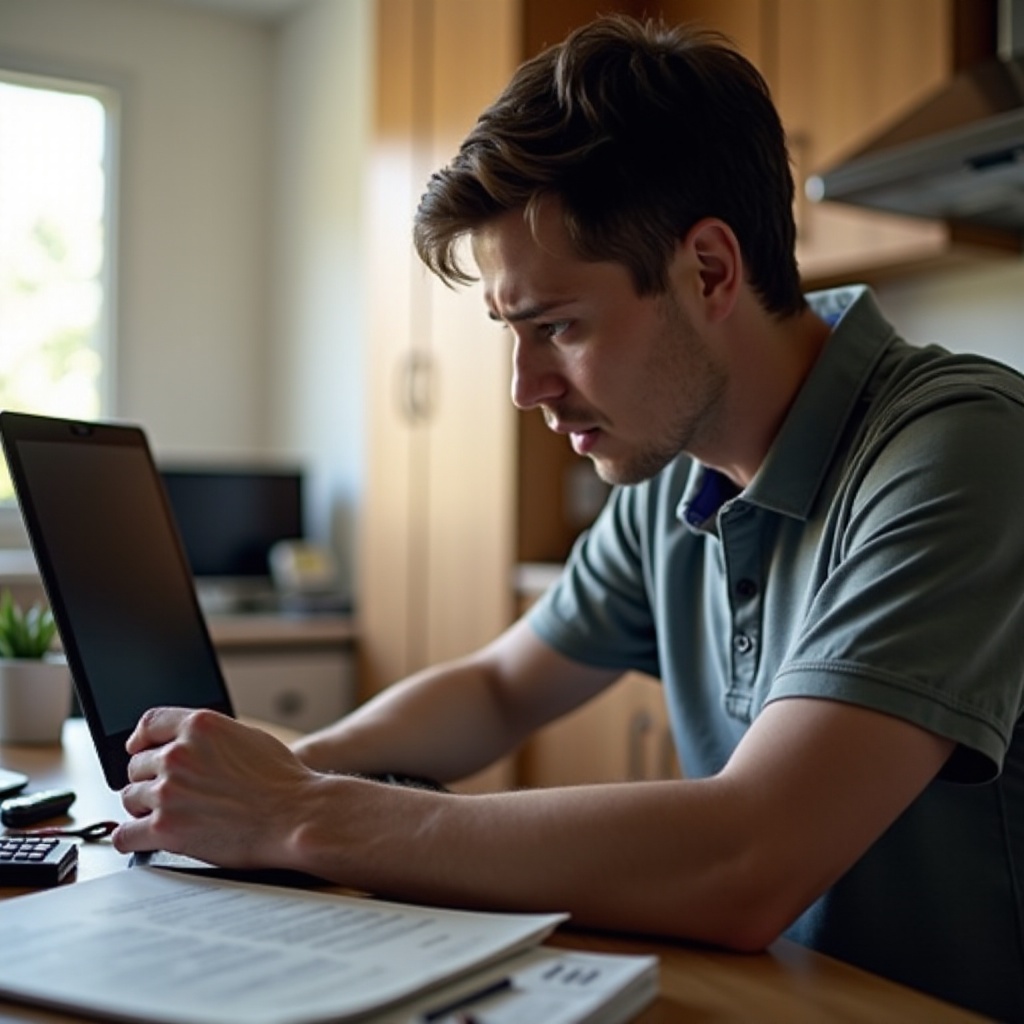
[
  {"xmin": 0, "ymin": 0, "xmax": 373, "ymax": 593},
  {"xmin": 0, "ymin": 0, "xmax": 275, "ymax": 455},
  {"xmin": 876, "ymin": 259, "xmax": 1024, "ymax": 374},
  {"xmin": 269, "ymin": 0, "xmax": 372, "ymax": 591}
]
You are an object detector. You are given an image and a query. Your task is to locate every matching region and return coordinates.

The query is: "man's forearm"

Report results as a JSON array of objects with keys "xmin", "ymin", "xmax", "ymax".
[
  {"xmin": 278, "ymin": 771, "xmax": 781, "ymax": 952},
  {"xmin": 290, "ymin": 620, "xmax": 621, "ymax": 783},
  {"xmin": 289, "ymin": 657, "xmax": 531, "ymax": 783}
]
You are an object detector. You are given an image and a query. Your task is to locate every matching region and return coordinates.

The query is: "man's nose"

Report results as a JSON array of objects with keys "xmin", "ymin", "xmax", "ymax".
[{"xmin": 510, "ymin": 337, "xmax": 565, "ymax": 410}]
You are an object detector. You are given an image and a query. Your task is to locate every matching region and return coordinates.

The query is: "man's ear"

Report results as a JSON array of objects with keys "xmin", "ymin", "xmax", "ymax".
[{"xmin": 684, "ymin": 218, "xmax": 742, "ymax": 323}]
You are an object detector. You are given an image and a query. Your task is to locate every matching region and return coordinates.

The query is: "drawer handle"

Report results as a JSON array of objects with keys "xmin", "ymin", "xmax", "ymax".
[
  {"xmin": 273, "ymin": 691, "xmax": 305, "ymax": 719},
  {"xmin": 399, "ymin": 350, "xmax": 433, "ymax": 423}
]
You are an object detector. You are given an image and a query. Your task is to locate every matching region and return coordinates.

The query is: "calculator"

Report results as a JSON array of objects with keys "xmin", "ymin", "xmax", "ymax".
[{"xmin": 0, "ymin": 834, "xmax": 78, "ymax": 887}]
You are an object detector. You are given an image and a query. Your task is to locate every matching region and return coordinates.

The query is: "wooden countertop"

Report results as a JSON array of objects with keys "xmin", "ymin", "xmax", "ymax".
[{"xmin": 206, "ymin": 611, "xmax": 357, "ymax": 648}]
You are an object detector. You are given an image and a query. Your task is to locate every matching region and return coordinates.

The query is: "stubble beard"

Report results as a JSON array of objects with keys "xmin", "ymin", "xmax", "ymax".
[{"xmin": 592, "ymin": 298, "xmax": 727, "ymax": 487}]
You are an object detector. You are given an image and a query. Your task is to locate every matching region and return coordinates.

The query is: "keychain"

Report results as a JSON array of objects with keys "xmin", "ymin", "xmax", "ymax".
[{"xmin": 3, "ymin": 820, "xmax": 118, "ymax": 842}]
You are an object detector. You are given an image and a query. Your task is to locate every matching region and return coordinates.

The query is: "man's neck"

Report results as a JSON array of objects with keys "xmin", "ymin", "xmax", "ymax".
[{"xmin": 698, "ymin": 305, "xmax": 832, "ymax": 489}]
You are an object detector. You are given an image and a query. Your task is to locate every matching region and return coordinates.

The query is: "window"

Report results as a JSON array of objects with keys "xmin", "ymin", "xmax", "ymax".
[{"xmin": 0, "ymin": 70, "xmax": 117, "ymax": 541}]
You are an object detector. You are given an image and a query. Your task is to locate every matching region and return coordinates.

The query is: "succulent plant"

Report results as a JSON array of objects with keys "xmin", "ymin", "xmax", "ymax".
[{"xmin": 0, "ymin": 589, "xmax": 58, "ymax": 660}]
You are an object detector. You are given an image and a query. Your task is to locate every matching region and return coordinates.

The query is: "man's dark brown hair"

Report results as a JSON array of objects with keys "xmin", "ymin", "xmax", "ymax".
[{"xmin": 413, "ymin": 14, "xmax": 805, "ymax": 318}]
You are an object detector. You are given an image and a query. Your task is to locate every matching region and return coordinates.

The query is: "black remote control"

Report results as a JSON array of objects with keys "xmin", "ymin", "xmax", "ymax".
[
  {"xmin": 0, "ymin": 788, "xmax": 76, "ymax": 828},
  {"xmin": 0, "ymin": 835, "xmax": 78, "ymax": 887}
]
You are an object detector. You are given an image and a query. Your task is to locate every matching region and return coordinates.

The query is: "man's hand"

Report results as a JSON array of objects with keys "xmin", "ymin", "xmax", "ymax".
[{"xmin": 113, "ymin": 707, "xmax": 319, "ymax": 867}]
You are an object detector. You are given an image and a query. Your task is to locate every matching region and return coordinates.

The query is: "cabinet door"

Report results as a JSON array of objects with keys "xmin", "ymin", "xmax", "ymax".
[
  {"xmin": 774, "ymin": 0, "xmax": 953, "ymax": 283},
  {"xmin": 363, "ymin": 0, "xmax": 519, "ymax": 792},
  {"xmin": 363, "ymin": 0, "xmax": 422, "ymax": 695},
  {"xmin": 651, "ymin": 0, "xmax": 769, "ymax": 63},
  {"xmin": 424, "ymin": 0, "xmax": 520, "ymax": 795},
  {"xmin": 420, "ymin": 0, "xmax": 518, "ymax": 671},
  {"xmin": 363, "ymin": 0, "xmax": 517, "ymax": 689}
]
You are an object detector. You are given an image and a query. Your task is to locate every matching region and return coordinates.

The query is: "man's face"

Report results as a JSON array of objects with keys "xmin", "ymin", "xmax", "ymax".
[{"xmin": 473, "ymin": 204, "xmax": 728, "ymax": 485}]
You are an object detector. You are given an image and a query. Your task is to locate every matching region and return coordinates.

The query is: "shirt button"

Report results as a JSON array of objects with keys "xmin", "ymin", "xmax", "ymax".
[
  {"xmin": 733, "ymin": 633, "xmax": 754, "ymax": 655},
  {"xmin": 736, "ymin": 578, "xmax": 758, "ymax": 599}
]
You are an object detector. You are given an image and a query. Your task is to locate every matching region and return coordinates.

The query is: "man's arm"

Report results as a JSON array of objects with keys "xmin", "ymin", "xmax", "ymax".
[
  {"xmin": 289, "ymin": 617, "xmax": 622, "ymax": 783},
  {"xmin": 114, "ymin": 675, "xmax": 952, "ymax": 952}
]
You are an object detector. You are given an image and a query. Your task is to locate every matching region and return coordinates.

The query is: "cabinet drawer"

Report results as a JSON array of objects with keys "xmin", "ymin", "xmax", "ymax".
[{"xmin": 219, "ymin": 649, "xmax": 355, "ymax": 734}]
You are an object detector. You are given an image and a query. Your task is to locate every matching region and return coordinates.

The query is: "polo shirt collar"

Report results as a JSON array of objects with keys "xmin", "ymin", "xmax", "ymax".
[{"xmin": 679, "ymin": 285, "xmax": 897, "ymax": 529}]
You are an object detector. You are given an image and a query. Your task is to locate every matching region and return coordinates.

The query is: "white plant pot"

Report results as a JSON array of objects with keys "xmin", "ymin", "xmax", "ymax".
[{"xmin": 0, "ymin": 656, "xmax": 73, "ymax": 745}]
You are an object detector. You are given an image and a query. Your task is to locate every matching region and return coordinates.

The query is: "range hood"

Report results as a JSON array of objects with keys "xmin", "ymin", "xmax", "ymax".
[{"xmin": 807, "ymin": 0, "xmax": 1024, "ymax": 232}]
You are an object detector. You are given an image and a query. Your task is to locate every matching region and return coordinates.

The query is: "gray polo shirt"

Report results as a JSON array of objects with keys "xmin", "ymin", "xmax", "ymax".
[{"xmin": 528, "ymin": 285, "xmax": 1024, "ymax": 1021}]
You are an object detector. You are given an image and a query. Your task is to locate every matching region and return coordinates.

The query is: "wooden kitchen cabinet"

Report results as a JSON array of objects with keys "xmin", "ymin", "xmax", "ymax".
[
  {"xmin": 361, "ymin": 0, "xmax": 520, "ymax": 791},
  {"xmin": 656, "ymin": 0, "xmax": 1016, "ymax": 287},
  {"xmin": 770, "ymin": 0, "xmax": 1017, "ymax": 286},
  {"xmin": 362, "ymin": 0, "xmax": 519, "ymax": 697},
  {"xmin": 775, "ymin": 0, "xmax": 952, "ymax": 283}
]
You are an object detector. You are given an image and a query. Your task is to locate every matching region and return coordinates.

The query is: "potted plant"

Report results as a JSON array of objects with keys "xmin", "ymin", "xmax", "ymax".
[{"xmin": 0, "ymin": 589, "xmax": 72, "ymax": 744}]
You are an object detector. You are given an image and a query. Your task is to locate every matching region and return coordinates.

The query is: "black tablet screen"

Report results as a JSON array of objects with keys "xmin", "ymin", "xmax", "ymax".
[{"xmin": 1, "ymin": 414, "xmax": 233, "ymax": 787}]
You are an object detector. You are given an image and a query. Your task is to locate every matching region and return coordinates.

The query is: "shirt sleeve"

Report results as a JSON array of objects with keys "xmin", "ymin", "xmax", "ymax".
[
  {"xmin": 769, "ymin": 376, "xmax": 1024, "ymax": 782},
  {"xmin": 527, "ymin": 482, "xmax": 663, "ymax": 678}
]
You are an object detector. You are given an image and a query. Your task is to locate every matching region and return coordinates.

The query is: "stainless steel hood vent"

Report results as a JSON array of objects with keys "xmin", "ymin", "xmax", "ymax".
[{"xmin": 807, "ymin": 2, "xmax": 1024, "ymax": 231}]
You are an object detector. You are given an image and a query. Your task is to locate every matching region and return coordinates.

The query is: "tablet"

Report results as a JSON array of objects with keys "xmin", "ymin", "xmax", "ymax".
[{"xmin": 0, "ymin": 412, "xmax": 234, "ymax": 789}]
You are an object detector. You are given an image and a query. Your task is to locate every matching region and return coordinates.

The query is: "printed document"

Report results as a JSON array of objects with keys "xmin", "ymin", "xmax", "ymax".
[{"xmin": 0, "ymin": 867, "xmax": 566, "ymax": 1024}]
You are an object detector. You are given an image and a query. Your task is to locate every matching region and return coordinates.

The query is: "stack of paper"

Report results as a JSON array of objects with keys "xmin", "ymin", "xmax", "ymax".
[
  {"xmin": 0, "ymin": 867, "xmax": 658, "ymax": 1024},
  {"xmin": 379, "ymin": 946, "xmax": 658, "ymax": 1024}
]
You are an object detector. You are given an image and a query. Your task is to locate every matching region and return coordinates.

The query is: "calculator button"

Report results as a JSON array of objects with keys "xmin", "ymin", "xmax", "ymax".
[{"xmin": 0, "ymin": 835, "xmax": 77, "ymax": 887}]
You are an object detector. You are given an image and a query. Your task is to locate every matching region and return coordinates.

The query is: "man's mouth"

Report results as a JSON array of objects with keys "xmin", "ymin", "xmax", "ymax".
[
  {"xmin": 542, "ymin": 408, "xmax": 603, "ymax": 455},
  {"xmin": 570, "ymin": 428, "xmax": 600, "ymax": 456}
]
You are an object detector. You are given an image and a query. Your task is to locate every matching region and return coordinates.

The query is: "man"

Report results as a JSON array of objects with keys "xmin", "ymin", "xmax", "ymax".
[{"xmin": 114, "ymin": 16, "xmax": 1024, "ymax": 1021}]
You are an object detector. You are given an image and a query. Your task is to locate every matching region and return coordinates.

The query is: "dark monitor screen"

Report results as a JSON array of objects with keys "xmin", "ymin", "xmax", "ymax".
[{"xmin": 159, "ymin": 467, "xmax": 304, "ymax": 580}]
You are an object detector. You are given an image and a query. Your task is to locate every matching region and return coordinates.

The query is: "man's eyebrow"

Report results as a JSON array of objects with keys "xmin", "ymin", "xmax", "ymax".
[{"xmin": 486, "ymin": 301, "xmax": 569, "ymax": 324}]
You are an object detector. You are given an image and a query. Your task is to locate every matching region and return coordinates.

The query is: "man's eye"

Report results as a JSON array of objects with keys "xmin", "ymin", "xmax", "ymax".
[{"xmin": 540, "ymin": 321, "xmax": 571, "ymax": 339}]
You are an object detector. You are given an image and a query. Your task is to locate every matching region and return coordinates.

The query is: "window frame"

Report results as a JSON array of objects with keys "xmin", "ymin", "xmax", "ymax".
[{"xmin": 0, "ymin": 61, "xmax": 121, "ymax": 550}]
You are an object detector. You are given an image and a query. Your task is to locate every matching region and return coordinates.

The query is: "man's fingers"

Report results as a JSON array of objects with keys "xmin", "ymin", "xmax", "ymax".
[
  {"xmin": 125, "ymin": 747, "xmax": 160, "ymax": 784},
  {"xmin": 111, "ymin": 814, "xmax": 155, "ymax": 854},
  {"xmin": 124, "ymin": 706, "xmax": 193, "ymax": 754},
  {"xmin": 119, "ymin": 776, "xmax": 158, "ymax": 818}
]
